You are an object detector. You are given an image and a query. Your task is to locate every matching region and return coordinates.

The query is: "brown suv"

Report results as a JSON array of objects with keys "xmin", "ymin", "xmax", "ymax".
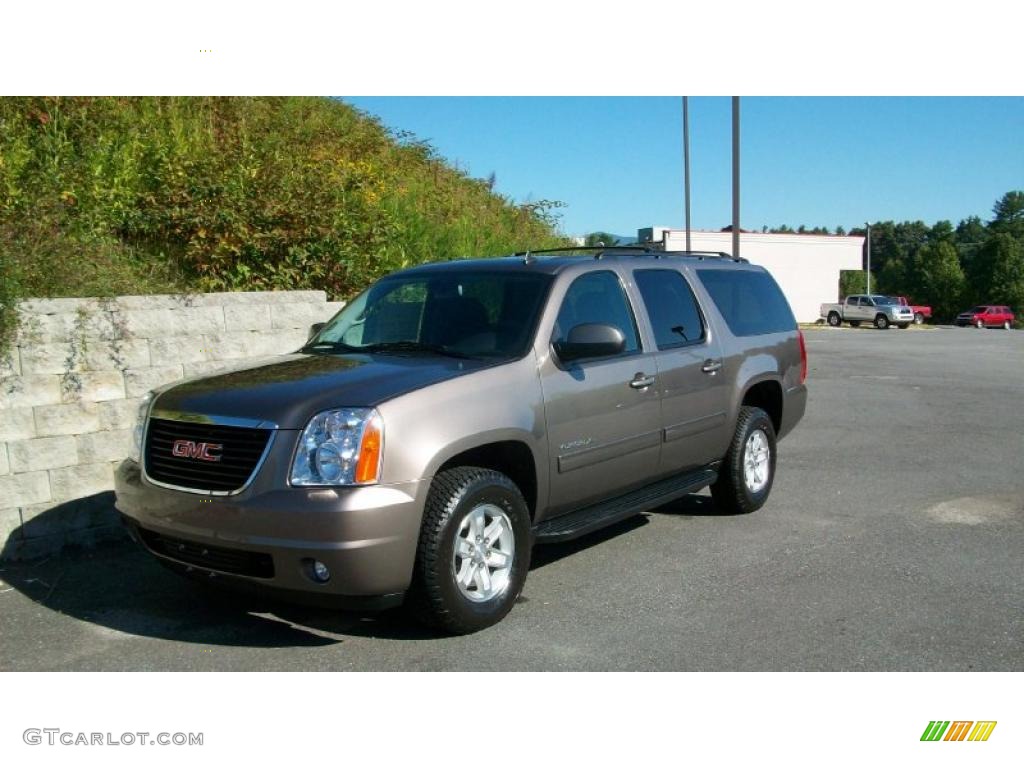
[{"xmin": 115, "ymin": 247, "xmax": 808, "ymax": 633}]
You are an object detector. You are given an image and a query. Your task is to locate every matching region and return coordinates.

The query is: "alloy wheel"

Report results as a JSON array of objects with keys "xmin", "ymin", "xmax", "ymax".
[
  {"xmin": 743, "ymin": 429, "xmax": 771, "ymax": 494},
  {"xmin": 451, "ymin": 503, "xmax": 515, "ymax": 603}
]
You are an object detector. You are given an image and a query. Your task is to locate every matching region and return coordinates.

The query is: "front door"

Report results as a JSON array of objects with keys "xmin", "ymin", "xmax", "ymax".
[{"xmin": 539, "ymin": 269, "xmax": 663, "ymax": 516}]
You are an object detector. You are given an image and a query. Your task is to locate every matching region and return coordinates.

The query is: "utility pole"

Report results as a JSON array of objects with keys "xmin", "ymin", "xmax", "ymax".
[
  {"xmin": 683, "ymin": 97, "xmax": 692, "ymax": 251},
  {"xmin": 865, "ymin": 222, "xmax": 872, "ymax": 294},
  {"xmin": 732, "ymin": 96, "xmax": 740, "ymax": 259}
]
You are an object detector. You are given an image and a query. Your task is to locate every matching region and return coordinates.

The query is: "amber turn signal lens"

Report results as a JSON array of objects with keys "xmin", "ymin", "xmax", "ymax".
[{"xmin": 354, "ymin": 417, "xmax": 383, "ymax": 484}]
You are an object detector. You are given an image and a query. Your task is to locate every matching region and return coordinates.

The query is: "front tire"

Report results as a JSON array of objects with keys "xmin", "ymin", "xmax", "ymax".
[
  {"xmin": 976, "ymin": 319, "xmax": 984, "ymax": 329},
  {"xmin": 711, "ymin": 406, "xmax": 777, "ymax": 515},
  {"xmin": 875, "ymin": 314, "xmax": 890, "ymax": 329},
  {"xmin": 407, "ymin": 467, "xmax": 531, "ymax": 634}
]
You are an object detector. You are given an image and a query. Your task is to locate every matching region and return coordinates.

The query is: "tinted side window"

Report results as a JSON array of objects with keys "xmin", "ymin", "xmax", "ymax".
[
  {"xmin": 634, "ymin": 269, "xmax": 705, "ymax": 349},
  {"xmin": 553, "ymin": 271, "xmax": 639, "ymax": 355},
  {"xmin": 696, "ymin": 268, "xmax": 796, "ymax": 337}
]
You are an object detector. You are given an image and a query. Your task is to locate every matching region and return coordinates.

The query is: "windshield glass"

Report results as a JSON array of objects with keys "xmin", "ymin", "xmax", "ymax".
[
  {"xmin": 971, "ymin": 306, "xmax": 987, "ymax": 313},
  {"xmin": 306, "ymin": 270, "xmax": 552, "ymax": 359}
]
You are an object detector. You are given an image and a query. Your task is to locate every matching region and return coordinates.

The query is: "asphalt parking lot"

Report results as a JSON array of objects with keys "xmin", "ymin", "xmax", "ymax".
[{"xmin": 1, "ymin": 326, "xmax": 1021, "ymax": 671}]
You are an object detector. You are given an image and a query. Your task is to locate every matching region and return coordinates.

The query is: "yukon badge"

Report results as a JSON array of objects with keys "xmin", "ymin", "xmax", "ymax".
[{"xmin": 171, "ymin": 440, "xmax": 223, "ymax": 462}]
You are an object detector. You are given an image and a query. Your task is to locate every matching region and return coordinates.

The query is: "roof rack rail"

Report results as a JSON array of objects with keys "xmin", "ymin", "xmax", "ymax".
[
  {"xmin": 514, "ymin": 245, "xmax": 654, "ymax": 262},
  {"xmin": 514, "ymin": 246, "xmax": 748, "ymax": 264},
  {"xmin": 663, "ymin": 250, "xmax": 749, "ymax": 263}
]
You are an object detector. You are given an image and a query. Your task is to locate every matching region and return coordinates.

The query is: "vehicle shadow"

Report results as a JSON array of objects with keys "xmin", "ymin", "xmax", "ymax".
[
  {"xmin": 2, "ymin": 534, "xmax": 443, "ymax": 649},
  {"xmin": 2, "ymin": 492, "xmax": 722, "ymax": 651}
]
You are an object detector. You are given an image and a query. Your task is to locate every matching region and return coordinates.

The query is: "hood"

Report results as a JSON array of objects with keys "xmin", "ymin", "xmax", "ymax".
[{"xmin": 152, "ymin": 352, "xmax": 493, "ymax": 429}]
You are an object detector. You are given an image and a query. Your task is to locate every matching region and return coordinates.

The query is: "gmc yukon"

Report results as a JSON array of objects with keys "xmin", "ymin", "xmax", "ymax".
[{"xmin": 115, "ymin": 247, "xmax": 808, "ymax": 633}]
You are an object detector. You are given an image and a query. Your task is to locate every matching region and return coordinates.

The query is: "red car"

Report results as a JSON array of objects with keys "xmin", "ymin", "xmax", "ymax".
[
  {"xmin": 955, "ymin": 305, "xmax": 1015, "ymax": 329},
  {"xmin": 893, "ymin": 296, "xmax": 932, "ymax": 325}
]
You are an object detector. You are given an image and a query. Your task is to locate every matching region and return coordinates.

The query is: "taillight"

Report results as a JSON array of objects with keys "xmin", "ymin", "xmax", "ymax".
[{"xmin": 798, "ymin": 329, "xmax": 808, "ymax": 384}]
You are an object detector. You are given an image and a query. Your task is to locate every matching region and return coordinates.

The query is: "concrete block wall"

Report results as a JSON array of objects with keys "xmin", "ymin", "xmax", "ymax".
[{"xmin": 0, "ymin": 290, "xmax": 343, "ymax": 560}]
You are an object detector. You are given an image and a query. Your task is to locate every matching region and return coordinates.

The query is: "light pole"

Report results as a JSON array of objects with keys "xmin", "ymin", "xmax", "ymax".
[
  {"xmin": 683, "ymin": 97, "xmax": 692, "ymax": 251},
  {"xmin": 732, "ymin": 97, "xmax": 740, "ymax": 259},
  {"xmin": 865, "ymin": 222, "xmax": 872, "ymax": 294}
]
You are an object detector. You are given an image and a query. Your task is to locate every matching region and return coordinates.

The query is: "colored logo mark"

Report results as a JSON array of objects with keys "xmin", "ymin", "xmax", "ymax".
[{"xmin": 920, "ymin": 721, "xmax": 997, "ymax": 742}]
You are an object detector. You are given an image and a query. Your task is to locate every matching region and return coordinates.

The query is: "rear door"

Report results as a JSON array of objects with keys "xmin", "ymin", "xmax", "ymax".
[
  {"xmin": 846, "ymin": 296, "xmax": 862, "ymax": 321},
  {"xmin": 631, "ymin": 267, "xmax": 730, "ymax": 473},
  {"xmin": 539, "ymin": 268, "xmax": 663, "ymax": 515}
]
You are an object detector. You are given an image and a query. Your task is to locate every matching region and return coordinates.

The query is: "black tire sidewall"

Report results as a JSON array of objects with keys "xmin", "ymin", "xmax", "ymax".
[
  {"xmin": 413, "ymin": 469, "xmax": 531, "ymax": 633},
  {"xmin": 875, "ymin": 315, "xmax": 889, "ymax": 329},
  {"xmin": 713, "ymin": 406, "xmax": 777, "ymax": 514},
  {"xmin": 828, "ymin": 312, "xmax": 840, "ymax": 327}
]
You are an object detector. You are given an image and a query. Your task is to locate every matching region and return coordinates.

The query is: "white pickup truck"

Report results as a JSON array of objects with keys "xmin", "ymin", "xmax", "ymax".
[{"xmin": 820, "ymin": 294, "xmax": 914, "ymax": 329}]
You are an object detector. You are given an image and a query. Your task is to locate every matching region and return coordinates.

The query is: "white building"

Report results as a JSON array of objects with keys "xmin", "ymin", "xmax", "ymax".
[{"xmin": 638, "ymin": 227, "xmax": 865, "ymax": 323}]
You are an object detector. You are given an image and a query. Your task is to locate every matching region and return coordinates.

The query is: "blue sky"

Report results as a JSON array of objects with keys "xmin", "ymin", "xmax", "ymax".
[{"xmin": 341, "ymin": 97, "xmax": 1024, "ymax": 238}]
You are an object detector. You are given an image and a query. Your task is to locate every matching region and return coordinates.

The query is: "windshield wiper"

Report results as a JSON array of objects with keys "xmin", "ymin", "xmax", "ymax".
[
  {"xmin": 299, "ymin": 340, "xmax": 362, "ymax": 354},
  {"xmin": 359, "ymin": 341, "xmax": 474, "ymax": 359}
]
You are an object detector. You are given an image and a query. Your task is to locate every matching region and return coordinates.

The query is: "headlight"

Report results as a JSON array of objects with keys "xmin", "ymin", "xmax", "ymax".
[
  {"xmin": 130, "ymin": 392, "xmax": 153, "ymax": 462},
  {"xmin": 290, "ymin": 408, "xmax": 383, "ymax": 486}
]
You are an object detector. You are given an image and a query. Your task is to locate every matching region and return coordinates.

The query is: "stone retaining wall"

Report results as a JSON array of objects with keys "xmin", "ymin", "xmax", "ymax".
[{"xmin": 0, "ymin": 290, "xmax": 343, "ymax": 560}]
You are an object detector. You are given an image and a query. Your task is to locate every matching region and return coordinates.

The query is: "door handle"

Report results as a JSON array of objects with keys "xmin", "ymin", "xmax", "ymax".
[
  {"xmin": 701, "ymin": 359, "xmax": 722, "ymax": 374},
  {"xmin": 629, "ymin": 372, "xmax": 656, "ymax": 389}
]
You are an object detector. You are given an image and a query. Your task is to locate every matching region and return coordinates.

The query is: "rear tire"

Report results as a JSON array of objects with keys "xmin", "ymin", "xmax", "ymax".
[
  {"xmin": 407, "ymin": 467, "xmax": 531, "ymax": 634},
  {"xmin": 711, "ymin": 406, "xmax": 777, "ymax": 515},
  {"xmin": 914, "ymin": 312, "xmax": 924, "ymax": 325},
  {"xmin": 1004, "ymin": 320, "xmax": 1012, "ymax": 330},
  {"xmin": 827, "ymin": 312, "xmax": 841, "ymax": 327},
  {"xmin": 875, "ymin": 314, "xmax": 890, "ymax": 329}
]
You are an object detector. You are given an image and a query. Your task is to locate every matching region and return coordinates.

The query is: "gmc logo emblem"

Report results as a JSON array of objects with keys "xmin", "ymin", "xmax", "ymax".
[{"xmin": 171, "ymin": 440, "xmax": 223, "ymax": 462}]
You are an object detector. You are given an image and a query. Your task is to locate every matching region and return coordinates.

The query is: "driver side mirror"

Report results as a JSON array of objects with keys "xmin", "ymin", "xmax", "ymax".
[
  {"xmin": 308, "ymin": 322, "xmax": 325, "ymax": 341},
  {"xmin": 554, "ymin": 323, "xmax": 626, "ymax": 363}
]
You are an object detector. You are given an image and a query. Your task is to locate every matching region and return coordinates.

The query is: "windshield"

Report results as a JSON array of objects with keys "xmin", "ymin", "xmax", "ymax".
[
  {"xmin": 870, "ymin": 295, "xmax": 895, "ymax": 305},
  {"xmin": 970, "ymin": 306, "xmax": 988, "ymax": 313},
  {"xmin": 306, "ymin": 270, "xmax": 552, "ymax": 359}
]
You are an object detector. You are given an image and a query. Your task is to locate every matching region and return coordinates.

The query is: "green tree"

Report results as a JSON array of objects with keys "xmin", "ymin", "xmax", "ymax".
[
  {"xmin": 911, "ymin": 241, "xmax": 966, "ymax": 319},
  {"xmin": 583, "ymin": 231, "xmax": 619, "ymax": 247},
  {"xmin": 929, "ymin": 220, "xmax": 955, "ymax": 243},
  {"xmin": 956, "ymin": 215, "xmax": 988, "ymax": 246},
  {"xmin": 839, "ymin": 269, "xmax": 875, "ymax": 298},
  {"xmin": 877, "ymin": 257, "xmax": 908, "ymax": 297},
  {"xmin": 969, "ymin": 234, "xmax": 1024, "ymax": 310},
  {"xmin": 990, "ymin": 191, "xmax": 1024, "ymax": 239}
]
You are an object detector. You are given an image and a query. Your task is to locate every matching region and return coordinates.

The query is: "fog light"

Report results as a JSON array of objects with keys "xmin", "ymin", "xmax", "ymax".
[{"xmin": 312, "ymin": 560, "xmax": 331, "ymax": 583}]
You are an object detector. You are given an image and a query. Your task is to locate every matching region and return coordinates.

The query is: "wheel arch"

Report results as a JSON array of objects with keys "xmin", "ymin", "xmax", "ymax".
[
  {"xmin": 428, "ymin": 434, "xmax": 542, "ymax": 520},
  {"xmin": 739, "ymin": 378, "xmax": 784, "ymax": 435}
]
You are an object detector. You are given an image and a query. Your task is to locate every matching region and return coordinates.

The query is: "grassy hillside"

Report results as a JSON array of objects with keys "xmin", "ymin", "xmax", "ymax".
[{"xmin": 0, "ymin": 97, "xmax": 567, "ymax": 348}]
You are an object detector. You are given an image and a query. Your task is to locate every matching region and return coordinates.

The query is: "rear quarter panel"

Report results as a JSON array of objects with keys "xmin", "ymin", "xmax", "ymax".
[{"xmin": 686, "ymin": 263, "xmax": 805, "ymax": 443}]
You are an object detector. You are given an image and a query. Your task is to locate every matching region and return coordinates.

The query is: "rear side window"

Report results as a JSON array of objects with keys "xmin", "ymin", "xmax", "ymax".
[
  {"xmin": 634, "ymin": 269, "xmax": 705, "ymax": 349},
  {"xmin": 696, "ymin": 268, "xmax": 795, "ymax": 337}
]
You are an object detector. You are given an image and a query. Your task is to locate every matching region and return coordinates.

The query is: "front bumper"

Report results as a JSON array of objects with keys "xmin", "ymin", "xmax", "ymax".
[{"xmin": 114, "ymin": 459, "xmax": 427, "ymax": 605}]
